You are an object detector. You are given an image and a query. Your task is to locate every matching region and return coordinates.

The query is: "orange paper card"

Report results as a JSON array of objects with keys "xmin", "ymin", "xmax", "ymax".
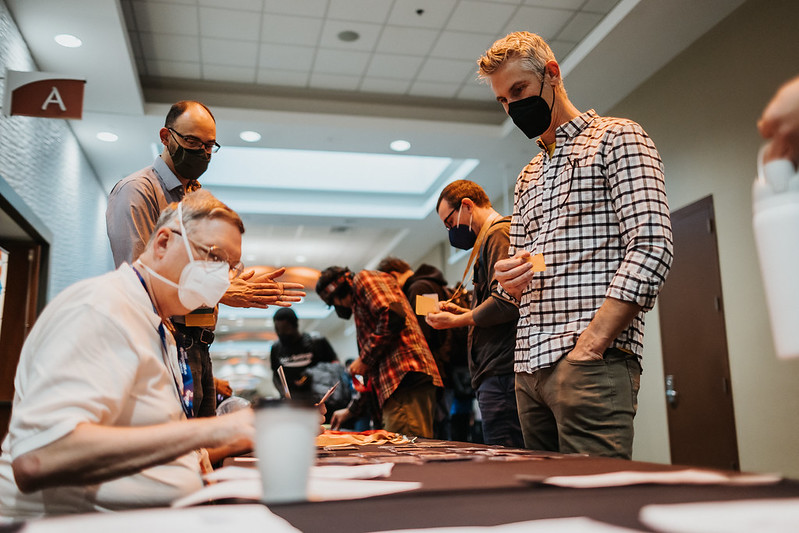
[
  {"xmin": 415, "ymin": 294, "xmax": 439, "ymax": 315},
  {"xmin": 526, "ymin": 253, "xmax": 546, "ymax": 272}
]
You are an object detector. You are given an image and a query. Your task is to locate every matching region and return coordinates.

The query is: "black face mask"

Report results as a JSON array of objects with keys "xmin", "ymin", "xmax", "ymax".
[
  {"xmin": 170, "ymin": 142, "xmax": 211, "ymax": 180},
  {"xmin": 507, "ymin": 72, "xmax": 553, "ymax": 139},
  {"xmin": 448, "ymin": 205, "xmax": 477, "ymax": 250},
  {"xmin": 334, "ymin": 305, "xmax": 352, "ymax": 320}
]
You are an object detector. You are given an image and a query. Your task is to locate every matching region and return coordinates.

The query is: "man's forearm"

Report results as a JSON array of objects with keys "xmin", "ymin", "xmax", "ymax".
[
  {"xmin": 573, "ymin": 297, "xmax": 642, "ymax": 357},
  {"xmin": 12, "ymin": 411, "xmax": 252, "ymax": 493}
]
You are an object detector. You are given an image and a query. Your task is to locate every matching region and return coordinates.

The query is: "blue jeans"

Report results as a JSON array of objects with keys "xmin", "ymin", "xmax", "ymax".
[{"xmin": 475, "ymin": 374, "xmax": 524, "ymax": 448}]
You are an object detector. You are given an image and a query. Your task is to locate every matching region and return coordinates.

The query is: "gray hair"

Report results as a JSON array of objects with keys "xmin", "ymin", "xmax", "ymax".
[{"xmin": 149, "ymin": 189, "xmax": 244, "ymax": 245}]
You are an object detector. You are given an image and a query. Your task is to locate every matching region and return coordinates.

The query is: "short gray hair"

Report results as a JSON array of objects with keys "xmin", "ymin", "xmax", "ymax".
[{"xmin": 149, "ymin": 189, "xmax": 244, "ymax": 245}]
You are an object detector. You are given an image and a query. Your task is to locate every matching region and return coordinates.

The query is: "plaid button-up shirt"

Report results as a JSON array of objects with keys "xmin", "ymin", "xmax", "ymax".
[
  {"xmin": 352, "ymin": 270, "xmax": 443, "ymax": 406},
  {"xmin": 507, "ymin": 110, "xmax": 673, "ymax": 373}
]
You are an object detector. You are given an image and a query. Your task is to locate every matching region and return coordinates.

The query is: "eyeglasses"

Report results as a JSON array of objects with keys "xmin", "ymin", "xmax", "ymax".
[
  {"xmin": 442, "ymin": 205, "xmax": 459, "ymax": 231},
  {"xmin": 171, "ymin": 229, "xmax": 244, "ymax": 278},
  {"xmin": 168, "ymin": 128, "xmax": 221, "ymax": 153}
]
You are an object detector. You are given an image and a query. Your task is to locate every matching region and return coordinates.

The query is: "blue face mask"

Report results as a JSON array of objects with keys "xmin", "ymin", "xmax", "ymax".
[{"xmin": 448, "ymin": 204, "xmax": 477, "ymax": 250}]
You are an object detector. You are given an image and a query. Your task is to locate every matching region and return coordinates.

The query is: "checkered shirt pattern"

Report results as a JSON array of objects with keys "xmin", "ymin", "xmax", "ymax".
[
  {"xmin": 352, "ymin": 270, "xmax": 443, "ymax": 406},
  {"xmin": 507, "ymin": 110, "xmax": 673, "ymax": 374}
]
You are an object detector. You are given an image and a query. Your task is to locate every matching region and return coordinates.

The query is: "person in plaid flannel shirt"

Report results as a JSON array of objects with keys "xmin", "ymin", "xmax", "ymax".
[{"xmin": 316, "ymin": 267, "xmax": 443, "ymax": 438}]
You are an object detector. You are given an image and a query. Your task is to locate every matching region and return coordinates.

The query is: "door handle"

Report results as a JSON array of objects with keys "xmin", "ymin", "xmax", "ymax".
[{"xmin": 665, "ymin": 374, "xmax": 678, "ymax": 407}]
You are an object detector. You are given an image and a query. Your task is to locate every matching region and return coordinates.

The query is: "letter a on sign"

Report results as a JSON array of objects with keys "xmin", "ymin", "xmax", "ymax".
[
  {"xmin": 2, "ymin": 69, "xmax": 86, "ymax": 119},
  {"xmin": 41, "ymin": 87, "xmax": 68, "ymax": 112}
]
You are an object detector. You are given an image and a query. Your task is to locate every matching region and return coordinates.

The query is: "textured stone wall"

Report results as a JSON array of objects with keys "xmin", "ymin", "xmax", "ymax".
[{"xmin": 0, "ymin": 1, "xmax": 113, "ymax": 299}]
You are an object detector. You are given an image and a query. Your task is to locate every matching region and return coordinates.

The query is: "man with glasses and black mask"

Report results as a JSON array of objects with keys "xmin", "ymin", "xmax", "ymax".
[
  {"xmin": 106, "ymin": 100, "xmax": 305, "ymax": 422},
  {"xmin": 480, "ymin": 32, "xmax": 673, "ymax": 459},
  {"xmin": 425, "ymin": 179, "xmax": 523, "ymax": 448},
  {"xmin": 315, "ymin": 266, "xmax": 442, "ymax": 438}
]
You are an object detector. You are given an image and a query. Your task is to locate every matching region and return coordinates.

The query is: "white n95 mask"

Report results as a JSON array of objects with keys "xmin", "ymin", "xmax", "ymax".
[{"xmin": 139, "ymin": 203, "xmax": 231, "ymax": 310}]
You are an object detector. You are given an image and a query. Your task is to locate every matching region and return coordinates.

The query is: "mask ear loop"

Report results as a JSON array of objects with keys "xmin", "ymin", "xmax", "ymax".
[{"xmin": 176, "ymin": 202, "xmax": 196, "ymax": 261}]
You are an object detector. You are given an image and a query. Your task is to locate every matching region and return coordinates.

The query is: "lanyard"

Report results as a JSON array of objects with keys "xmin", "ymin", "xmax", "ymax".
[
  {"xmin": 133, "ymin": 266, "xmax": 195, "ymax": 419},
  {"xmin": 448, "ymin": 212, "xmax": 500, "ymax": 303}
]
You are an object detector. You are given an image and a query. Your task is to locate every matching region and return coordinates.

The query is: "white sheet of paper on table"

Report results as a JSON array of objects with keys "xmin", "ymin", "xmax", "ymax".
[
  {"xmin": 371, "ymin": 516, "xmax": 641, "ymax": 533},
  {"xmin": 23, "ymin": 504, "xmax": 300, "ymax": 533},
  {"xmin": 203, "ymin": 463, "xmax": 394, "ymax": 483},
  {"xmin": 639, "ymin": 498, "xmax": 799, "ymax": 533},
  {"xmin": 171, "ymin": 477, "xmax": 421, "ymax": 508},
  {"xmin": 539, "ymin": 468, "xmax": 781, "ymax": 489}
]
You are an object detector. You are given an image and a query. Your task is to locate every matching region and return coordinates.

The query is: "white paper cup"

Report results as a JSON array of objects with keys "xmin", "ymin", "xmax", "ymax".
[{"xmin": 253, "ymin": 398, "xmax": 319, "ymax": 503}]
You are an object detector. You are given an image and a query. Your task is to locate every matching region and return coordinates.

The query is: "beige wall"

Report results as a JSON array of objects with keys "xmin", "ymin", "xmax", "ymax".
[{"xmin": 611, "ymin": 0, "xmax": 799, "ymax": 474}]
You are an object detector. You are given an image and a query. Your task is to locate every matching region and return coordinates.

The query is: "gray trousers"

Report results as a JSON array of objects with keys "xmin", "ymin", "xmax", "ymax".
[{"xmin": 515, "ymin": 348, "xmax": 641, "ymax": 459}]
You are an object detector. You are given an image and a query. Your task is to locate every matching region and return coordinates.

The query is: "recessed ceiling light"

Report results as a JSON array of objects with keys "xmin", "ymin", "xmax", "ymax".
[
  {"xmin": 240, "ymin": 130, "xmax": 261, "ymax": 142},
  {"xmin": 96, "ymin": 131, "xmax": 118, "ymax": 142},
  {"xmin": 54, "ymin": 34, "xmax": 82, "ymax": 48},
  {"xmin": 390, "ymin": 140, "xmax": 411, "ymax": 152},
  {"xmin": 337, "ymin": 30, "xmax": 360, "ymax": 42}
]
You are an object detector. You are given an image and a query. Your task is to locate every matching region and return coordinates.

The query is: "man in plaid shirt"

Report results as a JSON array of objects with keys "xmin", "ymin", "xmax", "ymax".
[
  {"xmin": 316, "ymin": 267, "xmax": 443, "ymax": 438},
  {"xmin": 480, "ymin": 32, "xmax": 673, "ymax": 458}
]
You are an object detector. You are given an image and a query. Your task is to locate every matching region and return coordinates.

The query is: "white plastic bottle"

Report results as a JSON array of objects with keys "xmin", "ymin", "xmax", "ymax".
[{"xmin": 752, "ymin": 145, "xmax": 799, "ymax": 359}]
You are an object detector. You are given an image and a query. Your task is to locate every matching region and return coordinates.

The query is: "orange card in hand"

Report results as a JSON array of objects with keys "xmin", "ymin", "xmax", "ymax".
[{"xmin": 526, "ymin": 253, "xmax": 546, "ymax": 272}]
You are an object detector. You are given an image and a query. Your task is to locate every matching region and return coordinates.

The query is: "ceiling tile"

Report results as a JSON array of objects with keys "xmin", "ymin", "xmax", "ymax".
[
  {"xmin": 365, "ymin": 53, "xmax": 424, "ymax": 80},
  {"xmin": 261, "ymin": 13, "xmax": 324, "ymax": 46},
  {"xmin": 408, "ymin": 80, "xmax": 460, "ymax": 99},
  {"xmin": 417, "ymin": 57, "xmax": 476, "ymax": 83},
  {"xmin": 376, "ymin": 26, "xmax": 440, "ymax": 56},
  {"xmin": 263, "ymin": 0, "xmax": 327, "ymax": 18},
  {"xmin": 523, "ymin": 0, "xmax": 583, "ymax": 8},
  {"xmin": 199, "ymin": 7, "xmax": 262, "ymax": 41},
  {"xmin": 431, "ymin": 31, "xmax": 496, "ymax": 60},
  {"xmin": 140, "ymin": 33, "xmax": 201, "ymax": 62},
  {"xmin": 502, "ymin": 6, "xmax": 574, "ymax": 40},
  {"xmin": 557, "ymin": 11, "xmax": 603, "ymax": 42},
  {"xmin": 203, "ymin": 64, "xmax": 256, "ymax": 83},
  {"xmin": 259, "ymin": 43, "xmax": 316, "ymax": 71},
  {"xmin": 313, "ymin": 48, "xmax": 371, "ymax": 76},
  {"xmin": 198, "ymin": 0, "xmax": 263, "ymax": 10},
  {"xmin": 447, "ymin": 1, "xmax": 517, "ymax": 33},
  {"xmin": 201, "ymin": 38, "xmax": 258, "ymax": 68},
  {"xmin": 386, "ymin": 0, "xmax": 458, "ymax": 29},
  {"xmin": 256, "ymin": 67, "xmax": 310, "ymax": 87},
  {"xmin": 132, "ymin": 1, "xmax": 199, "ymax": 35},
  {"xmin": 456, "ymin": 82, "xmax": 495, "ymax": 101},
  {"xmin": 549, "ymin": 39, "xmax": 576, "ymax": 61},
  {"xmin": 309, "ymin": 72, "xmax": 361, "ymax": 91},
  {"xmin": 318, "ymin": 19, "xmax": 382, "ymax": 52},
  {"xmin": 359, "ymin": 77, "xmax": 413, "ymax": 94},
  {"xmin": 327, "ymin": 0, "xmax": 394, "ymax": 24},
  {"xmin": 146, "ymin": 59, "xmax": 201, "ymax": 79},
  {"xmin": 582, "ymin": 0, "xmax": 620, "ymax": 14}
]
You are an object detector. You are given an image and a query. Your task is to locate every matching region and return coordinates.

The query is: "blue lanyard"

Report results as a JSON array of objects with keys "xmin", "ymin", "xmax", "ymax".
[{"xmin": 133, "ymin": 266, "xmax": 194, "ymax": 419}]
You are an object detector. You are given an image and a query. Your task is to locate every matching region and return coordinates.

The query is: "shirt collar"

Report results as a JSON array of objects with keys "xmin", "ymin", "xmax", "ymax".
[
  {"xmin": 536, "ymin": 109, "xmax": 599, "ymax": 154},
  {"xmin": 153, "ymin": 155, "xmax": 184, "ymax": 195},
  {"xmin": 119, "ymin": 262, "xmax": 162, "ymax": 331}
]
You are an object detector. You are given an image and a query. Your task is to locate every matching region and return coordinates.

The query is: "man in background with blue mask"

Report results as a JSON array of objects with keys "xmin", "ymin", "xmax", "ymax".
[
  {"xmin": 106, "ymin": 101, "xmax": 304, "ymax": 422},
  {"xmin": 480, "ymin": 32, "xmax": 673, "ymax": 459},
  {"xmin": 426, "ymin": 180, "xmax": 522, "ymax": 448}
]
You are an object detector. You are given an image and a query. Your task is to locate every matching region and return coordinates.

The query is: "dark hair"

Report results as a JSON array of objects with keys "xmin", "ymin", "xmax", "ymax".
[
  {"xmin": 315, "ymin": 266, "xmax": 353, "ymax": 306},
  {"xmin": 164, "ymin": 100, "xmax": 216, "ymax": 128},
  {"xmin": 273, "ymin": 308, "xmax": 298, "ymax": 327},
  {"xmin": 376, "ymin": 256, "xmax": 411, "ymax": 274},
  {"xmin": 436, "ymin": 179, "xmax": 491, "ymax": 212}
]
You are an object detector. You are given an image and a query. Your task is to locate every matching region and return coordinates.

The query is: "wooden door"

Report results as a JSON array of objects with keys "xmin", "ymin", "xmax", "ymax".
[{"xmin": 658, "ymin": 196, "xmax": 739, "ymax": 470}]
